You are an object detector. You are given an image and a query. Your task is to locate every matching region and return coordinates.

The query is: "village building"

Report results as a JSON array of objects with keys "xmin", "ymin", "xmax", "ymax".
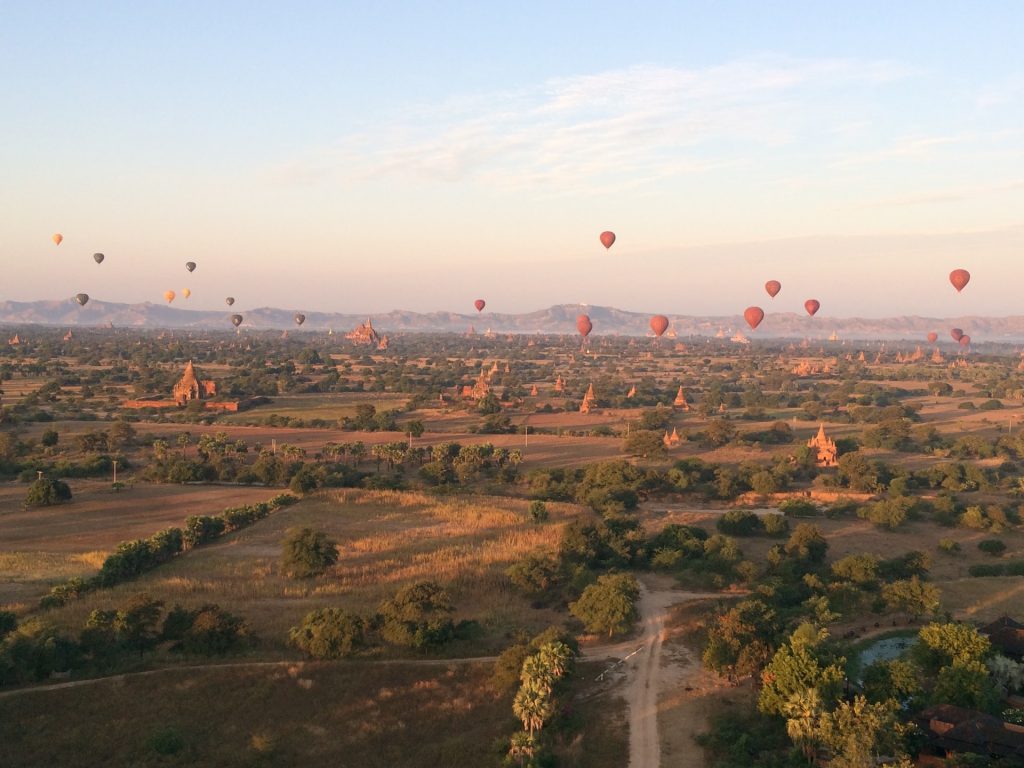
[
  {"xmin": 662, "ymin": 427, "xmax": 681, "ymax": 448},
  {"xmin": 345, "ymin": 318, "xmax": 380, "ymax": 345},
  {"xmin": 579, "ymin": 383, "xmax": 597, "ymax": 414},
  {"xmin": 982, "ymin": 616, "xmax": 1024, "ymax": 659},
  {"xmin": 554, "ymin": 375, "xmax": 565, "ymax": 393},
  {"xmin": 460, "ymin": 369, "xmax": 491, "ymax": 400},
  {"xmin": 807, "ymin": 424, "xmax": 838, "ymax": 467},
  {"xmin": 916, "ymin": 704, "xmax": 1024, "ymax": 760}
]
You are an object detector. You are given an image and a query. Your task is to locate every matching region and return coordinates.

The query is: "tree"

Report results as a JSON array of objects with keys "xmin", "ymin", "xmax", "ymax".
[
  {"xmin": 569, "ymin": 573, "xmax": 639, "ymax": 637},
  {"xmin": 931, "ymin": 660, "xmax": 1001, "ymax": 712},
  {"xmin": 289, "ymin": 607, "xmax": 365, "ymax": 658},
  {"xmin": 40, "ymin": 429, "xmax": 59, "ymax": 447},
  {"xmin": 25, "ymin": 477, "xmax": 72, "ymax": 507},
  {"xmin": 280, "ymin": 527, "xmax": 339, "ymax": 578},
  {"xmin": 506, "ymin": 555, "xmax": 560, "ymax": 597},
  {"xmin": 177, "ymin": 605, "xmax": 247, "ymax": 655},
  {"xmin": 914, "ymin": 621, "xmax": 990, "ymax": 672},
  {"xmin": 816, "ymin": 696, "xmax": 907, "ymax": 768},
  {"xmin": 378, "ymin": 581, "xmax": 455, "ymax": 649},
  {"xmin": 114, "ymin": 593, "xmax": 164, "ymax": 657},
  {"xmin": 759, "ymin": 626, "xmax": 845, "ymax": 717},
  {"xmin": 528, "ymin": 500, "xmax": 549, "ymax": 523},
  {"xmin": 785, "ymin": 523, "xmax": 828, "ymax": 563},
  {"xmin": 623, "ymin": 429, "xmax": 666, "ymax": 458},
  {"xmin": 880, "ymin": 577, "xmax": 941, "ymax": 618}
]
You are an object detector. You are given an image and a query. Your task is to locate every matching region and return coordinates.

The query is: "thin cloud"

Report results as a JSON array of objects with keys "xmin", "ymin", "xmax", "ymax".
[{"xmin": 267, "ymin": 55, "xmax": 915, "ymax": 194}]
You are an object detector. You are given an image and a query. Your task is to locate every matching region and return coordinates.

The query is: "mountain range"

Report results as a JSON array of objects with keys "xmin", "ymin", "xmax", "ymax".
[{"xmin": 1, "ymin": 299, "xmax": 1023, "ymax": 342}]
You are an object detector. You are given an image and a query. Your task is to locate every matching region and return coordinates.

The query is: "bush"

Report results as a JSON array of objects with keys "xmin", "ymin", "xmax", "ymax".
[
  {"xmin": 529, "ymin": 500, "xmax": 549, "ymax": 523},
  {"xmin": 25, "ymin": 477, "xmax": 72, "ymax": 506},
  {"xmin": 978, "ymin": 539, "xmax": 1007, "ymax": 557},
  {"xmin": 716, "ymin": 509, "xmax": 764, "ymax": 536},
  {"xmin": 938, "ymin": 538, "xmax": 961, "ymax": 555},
  {"xmin": 779, "ymin": 498, "xmax": 819, "ymax": 518},
  {"xmin": 281, "ymin": 527, "xmax": 339, "ymax": 578},
  {"xmin": 289, "ymin": 607, "xmax": 365, "ymax": 658},
  {"xmin": 175, "ymin": 604, "xmax": 247, "ymax": 655},
  {"xmin": 378, "ymin": 581, "xmax": 455, "ymax": 649},
  {"xmin": 762, "ymin": 513, "xmax": 789, "ymax": 536}
]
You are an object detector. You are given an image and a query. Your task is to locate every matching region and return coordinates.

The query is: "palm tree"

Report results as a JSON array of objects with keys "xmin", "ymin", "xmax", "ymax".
[{"xmin": 512, "ymin": 680, "xmax": 554, "ymax": 738}]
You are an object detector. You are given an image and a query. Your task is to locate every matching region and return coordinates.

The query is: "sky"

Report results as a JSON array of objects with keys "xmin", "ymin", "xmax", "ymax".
[{"xmin": 1, "ymin": 1, "xmax": 1022, "ymax": 318}]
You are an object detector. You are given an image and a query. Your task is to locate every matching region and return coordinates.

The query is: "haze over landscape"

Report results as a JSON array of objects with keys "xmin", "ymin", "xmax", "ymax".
[{"xmin": 4, "ymin": 5, "xmax": 1024, "ymax": 768}]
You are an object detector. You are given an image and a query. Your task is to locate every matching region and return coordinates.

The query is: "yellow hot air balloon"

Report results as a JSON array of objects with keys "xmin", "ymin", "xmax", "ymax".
[
  {"xmin": 52, "ymin": 233, "xmax": 63, "ymax": 245},
  {"xmin": 182, "ymin": 288, "xmax": 191, "ymax": 299},
  {"xmin": 164, "ymin": 290, "xmax": 176, "ymax": 303}
]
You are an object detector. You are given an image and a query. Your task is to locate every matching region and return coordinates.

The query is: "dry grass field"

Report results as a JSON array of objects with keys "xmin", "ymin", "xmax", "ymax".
[
  {"xmin": 37, "ymin": 489, "xmax": 585, "ymax": 653},
  {"xmin": 0, "ymin": 481, "xmax": 281, "ymax": 612}
]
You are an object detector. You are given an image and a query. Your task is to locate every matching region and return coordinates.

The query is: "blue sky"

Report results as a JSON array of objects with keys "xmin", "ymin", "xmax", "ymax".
[{"xmin": 1, "ymin": 2, "xmax": 1022, "ymax": 317}]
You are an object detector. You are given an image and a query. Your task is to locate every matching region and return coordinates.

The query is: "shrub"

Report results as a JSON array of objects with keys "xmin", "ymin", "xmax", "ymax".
[
  {"xmin": 289, "ymin": 607, "xmax": 365, "ymax": 658},
  {"xmin": 281, "ymin": 527, "xmax": 339, "ymax": 578},
  {"xmin": 938, "ymin": 538, "xmax": 961, "ymax": 555},
  {"xmin": 762, "ymin": 513, "xmax": 789, "ymax": 536},
  {"xmin": 378, "ymin": 581, "xmax": 455, "ymax": 649},
  {"xmin": 716, "ymin": 509, "xmax": 764, "ymax": 536},
  {"xmin": 25, "ymin": 477, "xmax": 72, "ymax": 506},
  {"xmin": 528, "ymin": 500, "xmax": 549, "ymax": 523},
  {"xmin": 978, "ymin": 539, "xmax": 1007, "ymax": 557},
  {"xmin": 779, "ymin": 498, "xmax": 819, "ymax": 518}
]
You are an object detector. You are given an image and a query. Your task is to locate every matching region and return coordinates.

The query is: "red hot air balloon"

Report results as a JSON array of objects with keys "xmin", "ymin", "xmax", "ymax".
[
  {"xmin": 599, "ymin": 231, "xmax": 616, "ymax": 250},
  {"xmin": 744, "ymin": 306, "xmax": 764, "ymax": 330},
  {"xmin": 765, "ymin": 280, "xmax": 781, "ymax": 298},
  {"xmin": 959, "ymin": 334, "xmax": 971, "ymax": 347},
  {"xmin": 474, "ymin": 299, "xmax": 485, "ymax": 312},
  {"xmin": 650, "ymin": 315, "xmax": 669, "ymax": 337},
  {"xmin": 950, "ymin": 328, "xmax": 964, "ymax": 342},
  {"xmin": 949, "ymin": 269, "xmax": 970, "ymax": 292},
  {"xmin": 576, "ymin": 314, "xmax": 593, "ymax": 337},
  {"xmin": 927, "ymin": 332, "xmax": 938, "ymax": 344},
  {"xmin": 804, "ymin": 299, "xmax": 820, "ymax": 317}
]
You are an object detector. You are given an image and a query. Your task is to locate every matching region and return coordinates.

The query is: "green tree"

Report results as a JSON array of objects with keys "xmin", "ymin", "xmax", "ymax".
[
  {"xmin": 759, "ymin": 626, "xmax": 845, "ymax": 717},
  {"xmin": 114, "ymin": 593, "xmax": 164, "ymax": 657},
  {"xmin": 288, "ymin": 607, "xmax": 365, "ymax": 658},
  {"xmin": 914, "ymin": 621, "xmax": 990, "ymax": 672},
  {"xmin": 25, "ymin": 477, "xmax": 72, "ymax": 507},
  {"xmin": 378, "ymin": 581, "xmax": 455, "ymax": 649},
  {"xmin": 280, "ymin": 527, "xmax": 339, "ymax": 578},
  {"xmin": 569, "ymin": 573, "xmax": 639, "ymax": 637},
  {"xmin": 880, "ymin": 577, "xmax": 941, "ymax": 618},
  {"xmin": 785, "ymin": 523, "xmax": 828, "ymax": 563},
  {"xmin": 816, "ymin": 696, "xmax": 907, "ymax": 768}
]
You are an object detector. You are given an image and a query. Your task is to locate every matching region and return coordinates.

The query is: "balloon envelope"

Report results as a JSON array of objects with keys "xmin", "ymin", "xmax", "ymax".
[
  {"xmin": 225, "ymin": 297, "xmax": 235, "ymax": 306},
  {"xmin": 164, "ymin": 290, "xmax": 175, "ymax": 303},
  {"xmin": 52, "ymin": 233, "xmax": 63, "ymax": 245},
  {"xmin": 93, "ymin": 253, "xmax": 104, "ymax": 264},
  {"xmin": 182, "ymin": 288, "xmax": 191, "ymax": 299},
  {"xmin": 765, "ymin": 280, "xmax": 781, "ymax": 298},
  {"xmin": 744, "ymin": 306, "xmax": 764, "ymax": 330},
  {"xmin": 576, "ymin": 314, "xmax": 593, "ymax": 337},
  {"xmin": 804, "ymin": 299, "xmax": 820, "ymax": 317},
  {"xmin": 75, "ymin": 293, "xmax": 89, "ymax": 306},
  {"xmin": 185, "ymin": 261, "xmax": 196, "ymax": 273},
  {"xmin": 474, "ymin": 299, "xmax": 485, "ymax": 312},
  {"xmin": 599, "ymin": 231, "xmax": 616, "ymax": 250},
  {"xmin": 959, "ymin": 335, "xmax": 971, "ymax": 347},
  {"xmin": 231, "ymin": 314, "xmax": 243, "ymax": 327},
  {"xmin": 294, "ymin": 313, "xmax": 305, "ymax": 326},
  {"xmin": 927, "ymin": 332, "xmax": 938, "ymax": 344},
  {"xmin": 650, "ymin": 315, "xmax": 669, "ymax": 337},
  {"xmin": 949, "ymin": 269, "xmax": 970, "ymax": 292},
  {"xmin": 950, "ymin": 328, "xmax": 963, "ymax": 341}
]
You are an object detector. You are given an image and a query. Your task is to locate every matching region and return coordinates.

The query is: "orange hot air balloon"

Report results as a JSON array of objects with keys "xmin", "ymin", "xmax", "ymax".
[
  {"xmin": 52, "ymin": 233, "xmax": 63, "ymax": 245},
  {"xmin": 182, "ymin": 288, "xmax": 191, "ymax": 299},
  {"xmin": 765, "ymin": 280, "xmax": 781, "ymax": 298},
  {"xmin": 949, "ymin": 269, "xmax": 970, "ymax": 292},
  {"xmin": 959, "ymin": 334, "xmax": 971, "ymax": 347},
  {"xmin": 744, "ymin": 306, "xmax": 764, "ymax": 330},
  {"xmin": 927, "ymin": 332, "xmax": 938, "ymax": 344},
  {"xmin": 950, "ymin": 328, "xmax": 963, "ymax": 341},
  {"xmin": 576, "ymin": 314, "xmax": 593, "ymax": 337},
  {"xmin": 474, "ymin": 299, "xmax": 486, "ymax": 312},
  {"xmin": 804, "ymin": 299, "xmax": 820, "ymax": 317},
  {"xmin": 164, "ymin": 290, "xmax": 176, "ymax": 303},
  {"xmin": 650, "ymin": 315, "xmax": 669, "ymax": 337},
  {"xmin": 599, "ymin": 231, "xmax": 616, "ymax": 250}
]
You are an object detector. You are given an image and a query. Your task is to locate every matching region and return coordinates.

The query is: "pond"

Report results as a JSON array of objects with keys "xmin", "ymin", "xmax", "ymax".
[{"xmin": 857, "ymin": 635, "xmax": 917, "ymax": 679}]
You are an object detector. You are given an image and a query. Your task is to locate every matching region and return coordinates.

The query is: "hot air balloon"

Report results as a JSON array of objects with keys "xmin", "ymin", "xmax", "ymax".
[
  {"xmin": 804, "ymin": 299, "xmax": 820, "ymax": 317},
  {"xmin": 474, "ymin": 299, "xmax": 486, "ymax": 313},
  {"xmin": 599, "ymin": 231, "xmax": 616, "ymax": 250},
  {"xmin": 164, "ymin": 290, "xmax": 176, "ymax": 303},
  {"xmin": 949, "ymin": 269, "xmax": 970, "ymax": 292},
  {"xmin": 185, "ymin": 261, "xmax": 196, "ymax": 273},
  {"xmin": 182, "ymin": 288, "xmax": 191, "ymax": 299},
  {"xmin": 52, "ymin": 233, "xmax": 63, "ymax": 246},
  {"xmin": 959, "ymin": 335, "xmax": 971, "ymax": 348},
  {"xmin": 92, "ymin": 253, "xmax": 104, "ymax": 264},
  {"xmin": 927, "ymin": 332, "xmax": 938, "ymax": 344},
  {"xmin": 225, "ymin": 297, "xmax": 235, "ymax": 306},
  {"xmin": 765, "ymin": 280, "xmax": 781, "ymax": 298},
  {"xmin": 950, "ymin": 328, "xmax": 963, "ymax": 342},
  {"xmin": 231, "ymin": 314, "xmax": 243, "ymax": 327},
  {"xmin": 744, "ymin": 306, "xmax": 764, "ymax": 330},
  {"xmin": 75, "ymin": 293, "xmax": 89, "ymax": 306},
  {"xmin": 650, "ymin": 315, "xmax": 669, "ymax": 337},
  {"xmin": 294, "ymin": 313, "xmax": 305, "ymax": 326},
  {"xmin": 576, "ymin": 314, "xmax": 593, "ymax": 337}
]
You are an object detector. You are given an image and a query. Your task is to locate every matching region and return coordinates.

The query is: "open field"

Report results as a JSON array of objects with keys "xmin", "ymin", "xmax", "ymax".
[
  {"xmin": 36, "ymin": 489, "xmax": 585, "ymax": 653},
  {"xmin": 0, "ymin": 481, "xmax": 281, "ymax": 611}
]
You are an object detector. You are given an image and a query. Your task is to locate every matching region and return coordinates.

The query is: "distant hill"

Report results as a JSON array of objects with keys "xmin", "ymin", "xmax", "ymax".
[{"xmin": 2, "ymin": 299, "xmax": 1023, "ymax": 342}]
